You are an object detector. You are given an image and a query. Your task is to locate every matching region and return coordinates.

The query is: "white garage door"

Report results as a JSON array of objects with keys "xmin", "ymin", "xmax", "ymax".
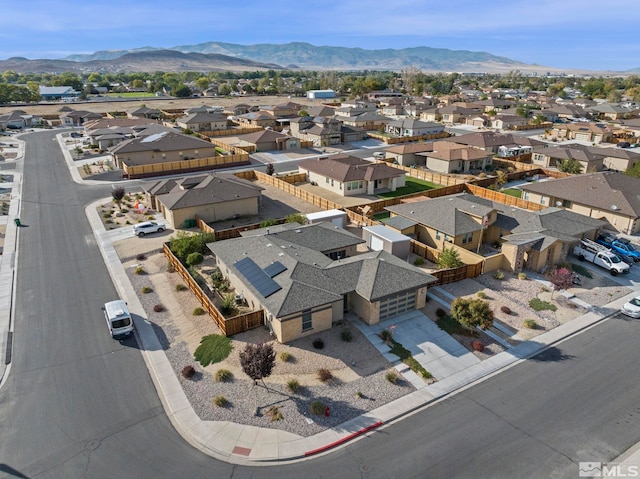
[
  {"xmin": 370, "ymin": 235, "xmax": 384, "ymax": 251},
  {"xmin": 379, "ymin": 291, "xmax": 416, "ymax": 321},
  {"xmin": 575, "ymin": 133, "xmax": 590, "ymax": 141}
]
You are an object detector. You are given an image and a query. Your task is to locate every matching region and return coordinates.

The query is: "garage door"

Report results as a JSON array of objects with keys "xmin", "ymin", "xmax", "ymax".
[
  {"xmin": 575, "ymin": 133, "xmax": 590, "ymax": 141},
  {"xmin": 379, "ymin": 291, "xmax": 416, "ymax": 321},
  {"xmin": 370, "ymin": 235, "xmax": 384, "ymax": 251}
]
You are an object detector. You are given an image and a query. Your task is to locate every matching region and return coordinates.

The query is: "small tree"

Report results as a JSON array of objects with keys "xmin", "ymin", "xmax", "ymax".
[
  {"xmin": 495, "ymin": 170, "xmax": 508, "ymax": 189},
  {"xmin": 265, "ymin": 163, "xmax": 275, "ymax": 176},
  {"xmin": 558, "ymin": 158, "xmax": 583, "ymax": 174},
  {"xmin": 438, "ymin": 247, "xmax": 463, "ymax": 269},
  {"xmin": 239, "ymin": 343, "xmax": 276, "ymax": 387},
  {"xmin": 450, "ymin": 297, "xmax": 494, "ymax": 331},
  {"xmin": 111, "ymin": 186, "xmax": 125, "ymax": 210},
  {"xmin": 546, "ymin": 267, "xmax": 573, "ymax": 298},
  {"xmin": 285, "ymin": 213, "xmax": 306, "ymax": 225}
]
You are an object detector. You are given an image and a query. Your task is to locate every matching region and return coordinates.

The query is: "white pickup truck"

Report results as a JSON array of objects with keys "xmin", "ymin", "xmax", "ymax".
[{"xmin": 573, "ymin": 239, "xmax": 630, "ymax": 276}]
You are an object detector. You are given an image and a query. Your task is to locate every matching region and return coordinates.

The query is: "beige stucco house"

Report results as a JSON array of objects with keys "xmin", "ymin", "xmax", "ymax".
[{"xmin": 417, "ymin": 141, "xmax": 493, "ymax": 173}]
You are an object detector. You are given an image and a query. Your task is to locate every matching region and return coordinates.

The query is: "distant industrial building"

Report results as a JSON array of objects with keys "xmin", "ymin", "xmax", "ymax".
[{"xmin": 306, "ymin": 89, "xmax": 336, "ymax": 99}]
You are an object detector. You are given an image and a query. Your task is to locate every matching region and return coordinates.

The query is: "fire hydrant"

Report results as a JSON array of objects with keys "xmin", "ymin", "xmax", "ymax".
[{"xmin": 324, "ymin": 406, "xmax": 330, "ymax": 417}]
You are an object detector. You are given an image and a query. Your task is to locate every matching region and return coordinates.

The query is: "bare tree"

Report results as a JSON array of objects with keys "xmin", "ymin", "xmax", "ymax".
[{"xmin": 111, "ymin": 186, "xmax": 125, "ymax": 210}]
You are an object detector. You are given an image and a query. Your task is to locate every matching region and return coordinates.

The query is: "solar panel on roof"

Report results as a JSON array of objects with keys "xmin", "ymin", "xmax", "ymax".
[
  {"xmin": 235, "ymin": 257, "xmax": 282, "ymax": 298},
  {"xmin": 263, "ymin": 261, "xmax": 287, "ymax": 278}
]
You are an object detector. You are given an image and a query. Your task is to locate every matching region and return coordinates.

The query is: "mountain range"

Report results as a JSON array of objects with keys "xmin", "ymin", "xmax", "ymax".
[{"xmin": 0, "ymin": 41, "xmax": 541, "ymax": 74}]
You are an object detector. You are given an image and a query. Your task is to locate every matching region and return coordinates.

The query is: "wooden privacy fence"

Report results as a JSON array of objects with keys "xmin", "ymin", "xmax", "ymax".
[
  {"xmin": 254, "ymin": 170, "xmax": 344, "ymax": 210},
  {"xmin": 397, "ymin": 166, "xmax": 468, "ymax": 186},
  {"xmin": 122, "ymin": 154, "xmax": 249, "ymax": 179},
  {"xmin": 163, "ymin": 243, "xmax": 264, "ymax": 336},
  {"xmin": 465, "ymin": 184, "xmax": 545, "ymax": 211},
  {"xmin": 368, "ymin": 132, "xmax": 450, "ymax": 144}
]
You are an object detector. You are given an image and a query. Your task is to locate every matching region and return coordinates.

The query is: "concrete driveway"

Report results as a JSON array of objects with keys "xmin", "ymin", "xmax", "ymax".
[{"xmin": 353, "ymin": 310, "xmax": 480, "ymax": 385}]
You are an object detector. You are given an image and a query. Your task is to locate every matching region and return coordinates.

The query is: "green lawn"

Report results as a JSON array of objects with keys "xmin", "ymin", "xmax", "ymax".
[
  {"xmin": 104, "ymin": 92, "xmax": 157, "ymax": 98},
  {"xmin": 378, "ymin": 177, "xmax": 441, "ymax": 198},
  {"xmin": 373, "ymin": 211, "xmax": 391, "ymax": 221},
  {"xmin": 502, "ymin": 188, "xmax": 523, "ymax": 198}
]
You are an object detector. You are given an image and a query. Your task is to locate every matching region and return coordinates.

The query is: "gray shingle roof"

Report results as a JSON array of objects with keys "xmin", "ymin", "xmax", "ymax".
[
  {"xmin": 382, "ymin": 215, "xmax": 418, "ymax": 230},
  {"xmin": 110, "ymin": 130, "xmax": 214, "ymax": 155},
  {"xmin": 298, "ymin": 154, "xmax": 405, "ymax": 183}
]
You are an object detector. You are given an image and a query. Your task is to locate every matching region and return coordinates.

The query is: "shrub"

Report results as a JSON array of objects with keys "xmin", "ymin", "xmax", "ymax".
[
  {"xmin": 239, "ymin": 343, "xmax": 276, "ymax": 385},
  {"xmin": 380, "ymin": 329, "xmax": 393, "ymax": 341},
  {"xmin": 279, "ymin": 351, "xmax": 292, "ymax": 362},
  {"xmin": 214, "ymin": 369, "xmax": 233, "ymax": 382},
  {"xmin": 451, "ymin": 297, "xmax": 494, "ymax": 331},
  {"xmin": 312, "ymin": 338, "xmax": 324, "ymax": 350},
  {"xmin": 176, "ymin": 283, "xmax": 187, "ymax": 292},
  {"xmin": 141, "ymin": 286, "xmax": 153, "ymax": 294},
  {"xmin": 102, "ymin": 212, "xmax": 111, "ymax": 218},
  {"xmin": 193, "ymin": 307, "xmax": 205, "ymax": 316},
  {"xmin": 286, "ymin": 379, "xmax": 300, "ymax": 393},
  {"xmin": 134, "ymin": 266, "xmax": 145, "ymax": 275},
  {"xmin": 285, "ymin": 213, "xmax": 306, "ymax": 225},
  {"xmin": 501, "ymin": 306, "xmax": 512, "ymax": 315},
  {"xmin": 435, "ymin": 308, "xmax": 447, "ymax": 319},
  {"xmin": 471, "ymin": 340, "xmax": 484, "ymax": 352},
  {"xmin": 523, "ymin": 319, "xmax": 537, "ymax": 329},
  {"xmin": 355, "ymin": 391, "xmax": 364, "ymax": 398},
  {"xmin": 340, "ymin": 329, "xmax": 353, "ymax": 342},
  {"xmin": 135, "ymin": 253, "xmax": 146, "ymax": 261},
  {"xmin": 529, "ymin": 298, "xmax": 557, "ymax": 312},
  {"xmin": 438, "ymin": 247, "xmax": 463, "ymax": 269},
  {"xmin": 518, "ymin": 272, "xmax": 527, "ymax": 280},
  {"xmin": 493, "ymin": 270, "xmax": 505, "ymax": 280},
  {"xmin": 413, "ymin": 257, "xmax": 424, "ymax": 266},
  {"xmin": 310, "ymin": 401, "xmax": 325, "ymax": 416},
  {"xmin": 181, "ymin": 365, "xmax": 196, "ymax": 379},
  {"xmin": 265, "ymin": 406, "xmax": 284, "ymax": 422},
  {"xmin": 213, "ymin": 395, "xmax": 228, "ymax": 407},
  {"xmin": 153, "ymin": 304, "xmax": 164, "ymax": 313},
  {"xmin": 194, "ymin": 334, "xmax": 233, "ymax": 366},
  {"xmin": 169, "ymin": 231, "xmax": 215, "ymax": 263},
  {"xmin": 259, "ymin": 218, "xmax": 278, "ymax": 228},
  {"xmin": 385, "ymin": 370, "xmax": 399, "ymax": 384},
  {"xmin": 317, "ymin": 368, "xmax": 333, "ymax": 382},
  {"xmin": 476, "ymin": 291, "xmax": 487, "ymax": 299},
  {"xmin": 186, "ymin": 252, "xmax": 204, "ymax": 266}
]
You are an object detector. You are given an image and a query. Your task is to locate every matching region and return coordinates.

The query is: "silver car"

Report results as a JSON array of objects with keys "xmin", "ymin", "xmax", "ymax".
[{"xmin": 621, "ymin": 296, "xmax": 640, "ymax": 318}]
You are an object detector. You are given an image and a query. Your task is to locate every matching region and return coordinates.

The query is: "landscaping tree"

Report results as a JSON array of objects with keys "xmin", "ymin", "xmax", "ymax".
[
  {"xmin": 438, "ymin": 247, "xmax": 464, "ymax": 269},
  {"xmin": 239, "ymin": 343, "xmax": 276, "ymax": 387},
  {"xmin": 265, "ymin": 162, "xmax": 275, "ymax": 176},
  {"xmin": 558, "ymin": 158, "xmax": 583, "ymax": 174},
  {"xmin": 495, "ymin": 170, "xmax": 508, "ymax": 189},
  {"xmin": 285, "ymin": 213, "xmax": 306, "ymax": 225},
  {"xmin": 546, "ymin": 266, "xmax": 573, "ymax": 298},
  {"xmin": 111, "ymin": 186, "xmax": 125, "ymax": 210},
  {"xmin": 450, "ymin": 297, "xmax": 494, "ymax": 331}
]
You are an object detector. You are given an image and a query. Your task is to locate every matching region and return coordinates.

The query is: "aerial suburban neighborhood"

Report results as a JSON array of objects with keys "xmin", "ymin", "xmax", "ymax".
[{"xmin": 3, "ymin": 5, "xmax": 640, "ymax": 478}]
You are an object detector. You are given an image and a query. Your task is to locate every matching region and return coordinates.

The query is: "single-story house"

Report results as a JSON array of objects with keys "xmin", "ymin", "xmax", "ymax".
[
  {"xmin": 143, "ymin": 173, "xmax": 263, "ymax": 228},
  {"xmin": 384, "ymin": 142, "xmax": 435, "ymax": 167},
  {"xmin": 549, "ymin": 122, "xmax": 614, "ymax": 144},
  {"xmin": 237, "ymin": 129, "xmax": 300, "ymax": 151},
  {"xmin": 385, "ymin": 119, "xmax": 444, "ymax": 137},
  {"xmin": 490, "ymin": 114, "xmax": 530, "ymax": 130},
  {"xmin": 298, "ymin": 154, "xmax": 406, "ymax": 196},
  {"xmin": 128, "ymin": 107, "xmax": 162, "ymax": 120},
  {"xmin": 207, "ymin": 224, "xmax": 436, "ymax": 342},
  {"xmin": 176, "ymin": 111, "xmax": 228, "ymax": 132},
  {"xmin": 60, "ymin": 110, "xmax": 103, "ymax": 126},
  {"xmin": 531, "ymin": 143, "xmax": 604, "ymax": 172},
  {"xmin": 520, "ymin": 171, "xmax": 640, "ymax": 234},
  {"xmin": 417, "ymin": 141, "xmax": 494, "ymax": 173}
]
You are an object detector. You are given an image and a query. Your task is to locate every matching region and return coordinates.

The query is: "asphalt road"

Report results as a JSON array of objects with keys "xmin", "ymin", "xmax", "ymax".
[{"xmin": 2, "ymin": 130, "xmax": 640, "ymax": 479}]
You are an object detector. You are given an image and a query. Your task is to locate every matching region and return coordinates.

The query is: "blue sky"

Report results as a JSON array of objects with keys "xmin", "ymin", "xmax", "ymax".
[{"xmin": 1, "ymin": 0, "xmax": 638, "ymax": 71}]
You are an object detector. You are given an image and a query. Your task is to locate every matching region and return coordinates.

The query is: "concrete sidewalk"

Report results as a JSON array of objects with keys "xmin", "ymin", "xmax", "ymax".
[{"xmin": 85, "ymin": 195, "xmax": 640, "ymax": 464}]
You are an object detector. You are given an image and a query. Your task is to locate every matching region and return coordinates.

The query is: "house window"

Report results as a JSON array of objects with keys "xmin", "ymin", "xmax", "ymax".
[
  {"xmin": 326, "ymin": 177, "xmax": 330, "ymax": 184},
  {"xmin": 444, "ymin": 234, "xmax": 451, "ymax": 242},
  {"xmin": 562, "ymin": 200, "xmax": 572, "ymax": 208},
  {"xmin": 462, "ymin": 232, "xmax": 473, "ymax": 244},
  {"xmin": 435, "ymin": 230, "xmax": 441, "ymax": 240},
  {"xmin": 301, "ymin": 309, "xmax": 312, "ymax": 332},
  {"xmin": 540, "ymin": 197, "xmax": 546, "ymax": 205},
  {"xmin": 523, "ymin": 191, "xmax": 530, "ymax": 200},
  {"xmin": 331, "ymin": 179, "xmax": 334, "ymax": 187},
  {"xmin": 328, "ymin": 250, "xmax": 346, "ymax": 260}
]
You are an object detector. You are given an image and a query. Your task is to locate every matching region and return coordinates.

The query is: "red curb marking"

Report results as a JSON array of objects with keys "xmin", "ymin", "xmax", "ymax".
[
  {"xmin": 304, "ymin": 421, "xmax": 383, "ymax": 457},
  {"xmin": 232, "ymin": 446, "xmax": 252, "ymax": 456}
]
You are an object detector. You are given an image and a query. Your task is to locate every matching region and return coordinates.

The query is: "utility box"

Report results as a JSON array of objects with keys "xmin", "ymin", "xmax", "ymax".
[
  {"xmin": 305, "ymin": 209, "xmax": 348, "ymax": 228},
  {"xmin": 362, "ymin": 225, "xmax": 411, "ymax": 260}
]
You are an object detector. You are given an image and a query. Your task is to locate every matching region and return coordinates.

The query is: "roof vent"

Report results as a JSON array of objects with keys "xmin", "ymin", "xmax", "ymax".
[{"xmin": 295, "ymin": 229, "xmax": 302, "ymax": 233}]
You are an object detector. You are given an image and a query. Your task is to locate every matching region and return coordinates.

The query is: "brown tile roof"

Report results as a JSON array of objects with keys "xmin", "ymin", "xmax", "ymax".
[
  {"xmin": 386, "ymin": 143, "xmax": 435, "ymax": 154},
  {"xmin": 421, "ymin": 141, "xmax": 493, "ymax": 161},
  {"xmin": 298, "ymin": 154, "xmax": 405, "ymax": 182}
]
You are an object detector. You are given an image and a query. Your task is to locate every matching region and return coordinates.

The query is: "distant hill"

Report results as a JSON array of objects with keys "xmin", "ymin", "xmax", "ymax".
[
  {"xmin": 0, "ymin": 50, "xmax": 284, "ymax": 74},
  {"xmin": 60, "ymin": 41, "xmax": 529, "ymax": 72}
]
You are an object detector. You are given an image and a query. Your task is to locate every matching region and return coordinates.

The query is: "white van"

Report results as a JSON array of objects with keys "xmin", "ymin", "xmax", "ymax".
[{"xmin": 102, "ymin": 300, "xmax": 134, "ymax": 339}]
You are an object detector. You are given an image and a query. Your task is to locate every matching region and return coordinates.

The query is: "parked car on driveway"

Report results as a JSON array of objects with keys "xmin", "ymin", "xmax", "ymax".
[
  {"xmin": 621, "ymin": 295, "xmax": 640, "ymax": 318},
  {"xmin": 596, "ymin": 234, "xmax": 640, "ymax": 263},
  {"xmin": 133, "ymin": 221, "xmax": 165, "ymax": 237}
]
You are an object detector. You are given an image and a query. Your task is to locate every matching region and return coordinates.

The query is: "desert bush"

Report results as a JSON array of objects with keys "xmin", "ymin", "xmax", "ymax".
[
  {"xmin": 355, "ymin": 391, "xmax": 364, "ymax": 398},
  {"xmin": 134, "ymin": 266, "xmax": 145, "ymax": 275},
  {"xmin": 286, "ymin": 379, "xmax": 300, "ymax": 393},
  {"xmin": 385, "ymin": 370, "xmax": 399, "ymax": 384},
  {"xmin": 501, "ymin": 306, "xmax": 512, "ymax": 315},
  {"xmin": 413, "ymin": 257, "xmax": 424, "ymax": 266},
  {"xmin": 220, "ymin": 294, "xmax": 237, "ymax": 315},
  {"xmin": 529, "ymin": 298, "xmax": 557, "ymax": 312},
  {"xmin": 438, "ymin": 247, "xmax": 463, "ymax": 269},
  {"xmin": 312, "ymin": 338, "xmax": 324, "ymax": 350},
  {"xmin": 523, "ymin": 319, "xmax": 537, "ymax": 329},
  {"xmin": 176, "ymin": 284, "xmax": 187, "ymax": 292},
  {"xmin": 279, "ymin": 351, "xmax": 292, "ymax": 362},
  {"xmin": 193, "ymin": 307, "xmax": 205, "ymax": 316},
  {"xmin": 380, "ymin": 329, "xmax": 393, "ymax": 341},
  {"xmin": 317, "ymin": 368, "xmax": 333, "ymax": 382},
  {"xmin": 186, "ymin": 252, "xmax": 204, "ymax": 266},
  {"xmin": 265, "ymin": 406, "xmax": 284, "ymax": 422},
  {"xmin": 141, "ymin": 286, "xmax": 153, "ymax": 293},
  {"xmin": 153, "ymin": 304, "xmax": 164, "ymax": 312},
  {"xmin": 518, "ymin": 272, "xmax": 527, "ymax": 280},
  {"xmin": 310, "ymin": 401, "xmax": 325, "ymax": 416},
  {"xmin": 476, "ymin": 291, "xmax": 487, "ymax": 299},
  {"xmin": 181, "ymin": 365, "xmax": 196, "ymax": 379},
  {"xmin": 340, "ymin": 329, "xmax": 353, "ymax": 342},
  {"xmin": 214, "ymin": 369, "xmax": 233, "ymax": 382},
  {"xmin": 493, "ymin": 270, "xmax": 505, "ymax": 280},
  {"xmin": 213, "ymin": 395, "xmax": 228, "ymax": 407},
  {"xmin": 471, "ymin": 340, "xmax": 484, "ymax": 352}
]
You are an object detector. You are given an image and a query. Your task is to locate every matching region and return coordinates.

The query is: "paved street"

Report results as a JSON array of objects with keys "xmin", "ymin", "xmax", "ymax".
[{"xmin": 2, "ymin": 130, "xmax": 640, "ymax": 478}]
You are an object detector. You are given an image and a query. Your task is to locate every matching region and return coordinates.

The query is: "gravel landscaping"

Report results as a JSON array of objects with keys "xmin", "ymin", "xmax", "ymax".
[{"xmin": 123, "ymin": 250, "xmax": 414, "ymax": 437}]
